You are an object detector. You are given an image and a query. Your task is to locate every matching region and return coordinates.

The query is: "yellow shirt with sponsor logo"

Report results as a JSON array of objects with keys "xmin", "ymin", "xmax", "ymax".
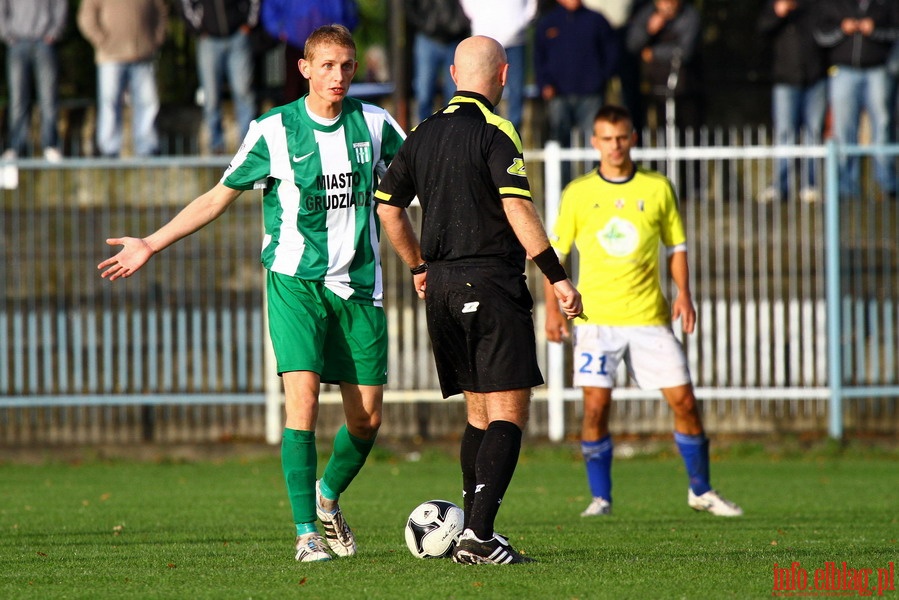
[{"xmin": 550, "ymin": 166, "xmax": 686, "ymax": 326}]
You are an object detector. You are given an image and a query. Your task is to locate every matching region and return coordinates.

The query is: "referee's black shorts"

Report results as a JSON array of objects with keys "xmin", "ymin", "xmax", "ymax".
[{"xmin": 424, "ymin": 261, "xmax": 544, "ymax": 398}]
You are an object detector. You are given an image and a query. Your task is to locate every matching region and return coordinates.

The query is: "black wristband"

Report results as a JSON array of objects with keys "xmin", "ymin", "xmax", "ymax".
[
  {"xmin": 533, "ymin": 247, "xmax": 567, "ymax": 284},
  {"xmin": 410, "ymin": 262, "xmax": 429, "ymax": 275}
]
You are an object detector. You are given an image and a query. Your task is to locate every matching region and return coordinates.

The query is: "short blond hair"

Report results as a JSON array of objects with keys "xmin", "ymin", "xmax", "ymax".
[{"xmin": 304, "ymin": 24, "xmax": 356, "ymax": 62}]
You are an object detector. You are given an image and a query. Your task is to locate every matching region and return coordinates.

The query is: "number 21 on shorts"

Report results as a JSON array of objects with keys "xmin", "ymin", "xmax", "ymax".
[{"xmin": 579, "ymin": 352, "xmax": 609, "ymax": 375}]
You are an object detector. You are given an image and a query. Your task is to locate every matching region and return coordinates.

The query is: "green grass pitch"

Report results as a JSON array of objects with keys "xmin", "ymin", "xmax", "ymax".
[{"xmin": 1, "ymin": 442, "xmax": 896, "ymax": 599}]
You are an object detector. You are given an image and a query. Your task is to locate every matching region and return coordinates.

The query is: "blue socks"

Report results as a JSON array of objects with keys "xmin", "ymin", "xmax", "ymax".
[
  {"xmin": 582, "ymin": 433, "xmax": 711, "ymax": 501},
  {"xmin": 581, "ymin": 435, "xmax": 613, "ymax": 502},
  {"xmin": 674, "ymin": 432, "xmax": 711, "ymax": 495}
]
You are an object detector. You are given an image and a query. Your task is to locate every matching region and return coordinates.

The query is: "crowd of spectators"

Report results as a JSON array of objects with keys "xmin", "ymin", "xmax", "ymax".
[
  {"xmin": 0, "ymin": 0, "xmax": 360, "ymax": 158},
  {"xmin": 2, "ymin": 0, "xmax": 899, "ymax": 188}
]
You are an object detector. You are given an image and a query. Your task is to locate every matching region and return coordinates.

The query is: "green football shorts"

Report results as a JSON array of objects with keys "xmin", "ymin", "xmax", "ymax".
[{"xmin": 266, "ymin": 271, "xmax": 388, "ymax": 385}]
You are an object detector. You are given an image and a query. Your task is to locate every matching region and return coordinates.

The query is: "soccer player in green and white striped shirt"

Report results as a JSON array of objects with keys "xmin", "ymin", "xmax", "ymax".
[{"xmin": 98, "ymin": 25, "xmax": 405, "ymax": 562}]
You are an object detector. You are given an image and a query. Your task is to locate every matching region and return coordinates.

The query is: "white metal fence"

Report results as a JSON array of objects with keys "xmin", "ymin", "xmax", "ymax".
[{"xmin": 1, "ymin": 133, "xmax": 897, "ymax": 445}]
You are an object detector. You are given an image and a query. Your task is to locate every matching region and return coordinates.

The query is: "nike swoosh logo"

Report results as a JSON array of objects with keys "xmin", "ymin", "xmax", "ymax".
[{"xmin": 292, "ymin": 152, "xmax": 315, "ymax": 163}]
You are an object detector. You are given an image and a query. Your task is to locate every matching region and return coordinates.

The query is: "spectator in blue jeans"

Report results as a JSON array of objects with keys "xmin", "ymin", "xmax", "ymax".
[
  {"xmin": 757, "ymin": 0, "xmax": 828, "ymax": 204},
  {"xmin": 181, "ymin": 0, "xmax": 259, "ymax": 155},
  {"xmin": 815, "ymin": 0, "xmax": 899, "ymax": 201},
  {"xmin": 0, "ymin": 0, "xmax": 67, "ymax": 162},
  {"xmin": 406, "ymin": 0, "xmax": 470, "ymax": 125},
  {"xmin": 535, "ymin": 0, "xmax": 618, "ymax": 182},
  {"xmin": 77, "ymin": 0, "xmax": 168, "ymax": 158}
]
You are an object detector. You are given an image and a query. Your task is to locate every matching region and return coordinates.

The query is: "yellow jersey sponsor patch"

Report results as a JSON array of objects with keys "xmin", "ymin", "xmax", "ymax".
[{"xmin": 507, "ymin": 157, "xmax": 527, "ymax": 177}]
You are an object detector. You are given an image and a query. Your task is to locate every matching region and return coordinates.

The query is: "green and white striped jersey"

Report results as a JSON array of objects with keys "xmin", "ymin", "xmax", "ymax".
[{"xmin": 222, "ymin": 96, "xmax": 406, "ymax": 306}]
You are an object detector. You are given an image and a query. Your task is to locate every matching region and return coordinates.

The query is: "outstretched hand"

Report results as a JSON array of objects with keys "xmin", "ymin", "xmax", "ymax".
[{"xmin": 97, "ymin": 237, "xmax": 156, "ymax": 281}]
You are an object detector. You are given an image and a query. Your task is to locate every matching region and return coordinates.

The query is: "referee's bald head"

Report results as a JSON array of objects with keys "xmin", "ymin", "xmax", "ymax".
[{"xmin": 451, "ymin": 36, "xmax": 509, "ymax": 106}]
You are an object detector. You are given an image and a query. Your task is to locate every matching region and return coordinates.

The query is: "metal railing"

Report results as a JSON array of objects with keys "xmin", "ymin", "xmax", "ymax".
[
  {"xmin": 1, "ymin": 134, "xmax": 897, "ymax": 444},
  {"xmin": 537, "ymin": 139, "xmax": 899, "ymax": 440}
]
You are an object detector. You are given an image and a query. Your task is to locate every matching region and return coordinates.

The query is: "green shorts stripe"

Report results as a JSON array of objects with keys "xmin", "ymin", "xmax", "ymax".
[{"xmin": 266, "ymin": 271, "xmax": 388, "ymax": 385}]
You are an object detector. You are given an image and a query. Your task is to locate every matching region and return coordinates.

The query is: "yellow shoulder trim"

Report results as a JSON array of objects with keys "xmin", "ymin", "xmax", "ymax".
[
  {"xmin": 449, "ymin": 96, "xmax": 523, "ymax": 151},
  {"xmin": 499, "ymin": 186, "xmax": 532, "ymax": 199}
]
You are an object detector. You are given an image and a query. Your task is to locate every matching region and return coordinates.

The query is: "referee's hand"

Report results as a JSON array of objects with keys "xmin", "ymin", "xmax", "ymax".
[
  {"xmin": 552, "ymin": 279, "xmax": 583, "ymax": 320},
  {"xmin": 413, "ymin": 272, "xmax": 427, "ymax": 299}
]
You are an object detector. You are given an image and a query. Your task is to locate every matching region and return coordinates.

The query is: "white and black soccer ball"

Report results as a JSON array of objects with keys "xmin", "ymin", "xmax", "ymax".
[{"xmin": 404, "ymin": 499, "xmax": 464, "ymax": 559}]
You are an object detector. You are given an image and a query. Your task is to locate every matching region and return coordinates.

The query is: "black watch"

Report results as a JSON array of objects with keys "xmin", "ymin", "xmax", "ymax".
[{"xmin": 410, "ymin": 262, "xmax": 429, "ymax": 275}]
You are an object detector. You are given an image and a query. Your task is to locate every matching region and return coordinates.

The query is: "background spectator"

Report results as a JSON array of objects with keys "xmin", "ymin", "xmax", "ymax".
[
  {"xmin": 77, "ymin": 0, "xmax": 168, "ymax": 158},
  {"xmin": 180, "ymin": 0, "xmax": 259, "ymax": 155},
  {"xmin": 459, "ymin": 0, "xmax": 538, "ymax": 133},
  {"xmin": 627, "ymin": 0, "xmax": 702, "ymax": 133},
  {"xmin": 815, "ymin": 0, "xmax": 899, "ymax": 201},
  {"xmin": 261, "ymin": 0, "xmax": 358, "ymax": 104},
  {"xmin": 406, "ymin": 0, "xmax": 470, "ymax": 125},
  {"xmin": 584, "ymin": 0, "xmax": 650, "ymax": 135},
  {"xmin": 0, "ymin": 0, "xmax": 67, "ymax": 162},
  {"xmin": 534, "ymin": 0, "xmax": 617, "ymax": 158},
  {"xmin": 757, "ymin": 0, "xmax": 828, "ymax": 204}
]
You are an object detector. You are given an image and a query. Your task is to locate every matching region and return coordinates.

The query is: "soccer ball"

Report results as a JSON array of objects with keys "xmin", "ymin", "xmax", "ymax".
[{"xmin": 404, "ymin": 499, "xmax": 464, "ymax": 559}]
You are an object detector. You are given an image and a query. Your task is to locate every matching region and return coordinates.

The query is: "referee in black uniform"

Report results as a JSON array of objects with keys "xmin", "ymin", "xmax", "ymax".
[{"xmin": 375, "ymin": 35, "xmax": 582, "ymax": 565}]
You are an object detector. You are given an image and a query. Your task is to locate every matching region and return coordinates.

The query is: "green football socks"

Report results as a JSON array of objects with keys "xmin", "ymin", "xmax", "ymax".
[
  {"xmin": 320, "ymin": 425, "xmax": 376, "ymax": 498},
  {"xmin": 281, "ymin": 428, "xmax": 317, "ymax": 527}
]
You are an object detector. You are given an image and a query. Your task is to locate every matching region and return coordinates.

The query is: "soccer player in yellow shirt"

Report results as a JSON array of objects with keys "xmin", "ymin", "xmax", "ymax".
[{"xmin": 544, "ymin": 104, "xmax": 743, "ymax": 517}]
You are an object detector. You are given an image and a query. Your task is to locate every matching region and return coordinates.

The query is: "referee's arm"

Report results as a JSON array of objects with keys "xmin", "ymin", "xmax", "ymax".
[
  {"xmin": 501, "ymin": 196, "xmax": 555, "ymax": 259},
  {"xmin": 376, "ymin": 201, "xmax": 428, "ymax": 299},
  {"xmin": 376, "ymin": 202, "xmax": 424, "ymax": 271},
  {"xmin": 502, "ymin": 196, "xmax": 583, "ymax": 319}
]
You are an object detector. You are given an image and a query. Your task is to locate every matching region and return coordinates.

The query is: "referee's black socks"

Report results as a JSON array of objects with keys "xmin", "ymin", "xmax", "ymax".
[
  {"xmin": 467, "ymin": 420, "xmax": 523, "ymax": 540},
  {"xmin": 460, "ymin": 423, "xmax": 486, "ymax": 529}
]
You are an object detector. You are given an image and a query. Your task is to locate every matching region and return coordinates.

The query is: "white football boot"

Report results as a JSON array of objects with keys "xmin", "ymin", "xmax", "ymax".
[{"xmin": 688, "ymin": 489, "xmax": 744, "ymax": 517}]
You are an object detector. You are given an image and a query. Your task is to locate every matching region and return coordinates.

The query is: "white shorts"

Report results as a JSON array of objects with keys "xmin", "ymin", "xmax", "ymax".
[{"xmin": 572, "ymin": 324, "xmax": 692, "ymax": 390}]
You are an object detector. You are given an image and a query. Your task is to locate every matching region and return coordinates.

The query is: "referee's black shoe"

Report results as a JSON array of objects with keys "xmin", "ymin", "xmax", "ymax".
[{"xmin": 452, "ymin": 529, "xmax": 536, "ymax": 565}]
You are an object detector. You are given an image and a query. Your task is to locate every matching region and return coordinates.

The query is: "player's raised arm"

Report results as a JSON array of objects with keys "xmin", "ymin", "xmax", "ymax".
[{"xmin": 98, "ymin": 182, "xmax": 242, "ymax": 281}]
